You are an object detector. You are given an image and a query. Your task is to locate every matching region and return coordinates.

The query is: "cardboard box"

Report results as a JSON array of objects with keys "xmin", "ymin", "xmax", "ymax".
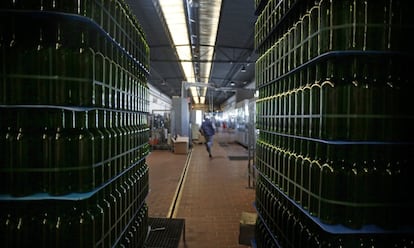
[
  {"xmin": 173, "ymin": 136, "xmax": 189, "ymax": 154},
  {"xmin": 239, "ymin": 211, "xmax": 257, "ymax": 246}
]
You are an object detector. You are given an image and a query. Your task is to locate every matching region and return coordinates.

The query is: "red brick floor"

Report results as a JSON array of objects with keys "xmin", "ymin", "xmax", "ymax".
[
  {"xmin": 146, "ymin": 131, "xmax": 256, "ymax": 248},
  {"xmin": 146, "ymin": 150, "xmax": 187, "ymax": 218}
]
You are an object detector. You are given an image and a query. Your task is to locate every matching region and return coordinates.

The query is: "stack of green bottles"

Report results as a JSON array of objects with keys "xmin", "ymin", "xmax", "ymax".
[
  {"xmin": 0, "ymin": 162, "xmax": 149, "ymax": 248},
  {"xmin": 254, "ymin": 0, "xmax": 414, "ymax": 247},
  {"xmin": 255, "ymin": 174, "xmax": 413, "ymax": 248},
  {"xmin": 0, "ymin": 1, "xmax": 151, "ymax": 247},
  {"xmin": 0, "ymin": 108, "xmax": 150, "ymax": 195}
]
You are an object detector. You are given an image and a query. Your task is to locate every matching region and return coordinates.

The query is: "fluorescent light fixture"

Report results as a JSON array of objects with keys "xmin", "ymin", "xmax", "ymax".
[
  {"xmin": 190, "ymin": 86, "xmax": 199, "ymax": 104},
  {"xmin": 198, "ymin": 0, "xmax": 222, "ymax": 100},
  {"xmin": 157, "ymin": 0, "xmax": 222, "ymax": 105},
  {"xmin": 241, "ymin": 65, "xmax": 246, "ymax": 72},
  {"xmin": 157, "ymin": 0, "xmax": 196, "ymax": 101}
]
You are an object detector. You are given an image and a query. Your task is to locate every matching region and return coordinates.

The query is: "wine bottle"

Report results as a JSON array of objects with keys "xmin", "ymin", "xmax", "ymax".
[
  {"xmin": 89, "ymin": 110, "xmax": 104, "ymax": 187},
  {"xmin": 78, "ymin": 30, "xmax": 94, "ymax": 107},
  {"xmin": 51, "ymin": 110, "xmax": 75, "ymax": 195},
  {"xmin": 77, "ymin": 111, "xmax": 95, "ymax": 192}
]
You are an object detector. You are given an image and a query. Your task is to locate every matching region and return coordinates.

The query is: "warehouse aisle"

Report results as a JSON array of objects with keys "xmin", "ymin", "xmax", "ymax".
[{"xmin": 146, "ymin": 130, "xmax": 256, "ymax": 248}]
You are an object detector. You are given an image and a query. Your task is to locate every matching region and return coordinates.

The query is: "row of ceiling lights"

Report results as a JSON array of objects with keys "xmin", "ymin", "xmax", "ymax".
[{"xmin": 156, "ymin": 0, "xmax": 222, "ymax": 105}]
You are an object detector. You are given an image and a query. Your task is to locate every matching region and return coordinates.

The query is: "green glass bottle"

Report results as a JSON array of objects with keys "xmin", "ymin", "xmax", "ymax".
[
  {"xmin": 106, "ymin": 184, "xmax": 117, "ymax": 245},
  {"xmin": 97, "ymin": 110, "xmax": 110, "ymax": 182},
  {"xmin": 13, "ymin": 123, "xmax": 32, "ymax": 196},
  {"xmin": 103, "ymin": 55, "xmax": 111, "ymax": 108},
  {"xmin": 319, "ymin": 160, "xmax": 336, "ymax": 225},
  {"xmin": 118, "ymin": 111, "xmax": 128, "ymax": 172},
  {"xmin": 302, "ymin": 84, "xmax": 310, "ymax": 139},
  {"xmin": 114, "ymin": 182, "xmax": 124, "ymax": 243},
  {"xmin": 52, "ymin": 22, "xmax": 68, "ymax": 106},
  {"xmin": 309, "ymin": 5, "xmax": 319, "ymax": 59},
  {"xmin": 51, "ymin": 110, "xmax": 75, "ymax": 195},
  {"xmin": 53, "ymin": 202, "xmax": 72, "ymax": 247},
  {"xmin": 310, "ymin": 83, "xmax": 321, "ymax": 139},
  {"xmin": 34, "ymin": 27, "xmax": 51, "ymax": 105},
  {"xmin": 42, "ymin": 111, "xmax": 54, "ymax": 193},
  {"xmin": 308, "ymin": 158, "xmax": 321, "ymax": 217},
  {"xmin": 293, "ymin": 154, "xmax": 303, "ymax": 204},
  {"xmin": 107, "ymin": 111, "xmax": 118, "ymax": 177},
  {"xmin": 0, "ymin": 125, "xmax": 6, "ymax": 193},
  {"xmin": 300, "ymin": 153, "xmax": 311, "ymax": 212},
  {"xmin": 89, "ymin": 110, "xmax": 104, "ymax": 187},
  {"xmin": 130, "ymin": 112, "xmax": 138, "ymax": 165},
  {"xmin": 343, "ymin": 162, "xmax": 362, "ymax": 229},
  {"xmin": 287, "ymin": 151, "xmax": 296, "ymax": 199},
  {"xmin": 92, "ymin": 195, "xmax": 105, "ymax": 248},
  {"xmin": 3, "ymin": 125, "xmax": 16, "ymax": 195},
  {"xmin": 331, "ymin": 0, "xmax": 352, "ymax": 51},
  {"xmin": 365, "ymin": 0, "xmax": 388, "ymax": 51},
  {"xmin": 318, "ymin": 0, "xmax": 330, "ymax": 55},
  {"xmin": 112, "ymin": 111, "xmax": 122, "ymax": 175},
  {"xmin": 78, "ymin": 30, "xmax": 94, "ymax": 107},
  {"xmin": 10, "ymin": 32, "xmax": 25, "ymax": 105},
  {"xmin": 124, "ymin": 112, "xmax": 133, "ymax": 166},
  {"xmin": 0, "ymin": 33, "xmax": 6, "ymax": 104},
  {"xmin": 100, "ymin": 187, "xmax": 112, "ymax": 246},
  {"xmin": 95, "ymin": 49, "xmax": 104, "ymax": 108},
  {"xmin": 320, "ymin": 80, "xmax": 333, "ymax": 140},
  {"xmin": 77, "ymin": 111, "xmax": 95, "ymax": 192},
  {"xmin": 76, "ymin": 200, "xmax": 97, "ymax": 248}
]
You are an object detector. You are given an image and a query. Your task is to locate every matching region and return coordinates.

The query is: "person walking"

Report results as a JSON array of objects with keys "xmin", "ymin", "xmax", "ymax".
[{"xmin": 200, "ymin": 115, "xmax": 215, "ymax": 158}]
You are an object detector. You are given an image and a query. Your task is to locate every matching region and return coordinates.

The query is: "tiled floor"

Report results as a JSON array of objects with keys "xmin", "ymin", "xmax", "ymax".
[{"xmin": 146, "ymin": 130, "xmax": 256, "ymax": 248}]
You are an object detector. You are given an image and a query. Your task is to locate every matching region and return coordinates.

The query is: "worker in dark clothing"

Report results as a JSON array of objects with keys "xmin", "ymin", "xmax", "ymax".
[{"xmin": 200, "ymin": 116, "xmax": 215, "ymax": 157}]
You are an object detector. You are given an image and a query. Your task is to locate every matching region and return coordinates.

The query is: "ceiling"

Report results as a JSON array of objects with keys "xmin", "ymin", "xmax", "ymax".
[{"xmin": 125, "ymin": 0, "xmax": 257, "ymax": 110}]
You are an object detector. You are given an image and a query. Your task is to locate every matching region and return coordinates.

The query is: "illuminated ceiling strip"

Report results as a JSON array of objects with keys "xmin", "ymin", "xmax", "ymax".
[
  {"xmin": 158, "ymin": 0, "xmax": 222, "ymax": 105},
  {"xmin": 158, "ymin": 0, "xmax": 199, "ymax": 104},
  {"xmin": 198, "ymin": 0, "xmax": 222, "ymax": 104}
]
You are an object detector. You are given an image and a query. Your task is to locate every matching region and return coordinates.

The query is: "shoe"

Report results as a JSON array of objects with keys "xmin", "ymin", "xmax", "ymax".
[{"xmin": 209, "ymin": 153, "xmax": 212, "ymax": 158}]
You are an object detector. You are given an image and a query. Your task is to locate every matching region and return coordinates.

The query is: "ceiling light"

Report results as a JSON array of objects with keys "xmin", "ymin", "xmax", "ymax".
[
  {"xmin": 241, "ymin": 65, "xmax": 246, "ymax": 72},
  {"xmin": 157, "ymin": 0, "xmax": 222, "ymax": 105},
  {"xmin": 157, "ymin": 0, "xmax": 196, "ymax": 100},
  {"xmin": 198, "ymin": 0, "xmax": 222, "ymax": 101}
]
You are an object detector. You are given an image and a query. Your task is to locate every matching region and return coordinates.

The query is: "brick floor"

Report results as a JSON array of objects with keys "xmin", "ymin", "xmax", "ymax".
[
  {"xmin": 146, "ymin": 150, "xmax": 187, "ymax": 218},
  {"xmin": 146, "ymin": 131, "xmax": 256, "ymax": 248}
]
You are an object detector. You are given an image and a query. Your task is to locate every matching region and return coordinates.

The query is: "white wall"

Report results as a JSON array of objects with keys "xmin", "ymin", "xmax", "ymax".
[{"xmin": 148, "ymin": 84, "xmax": 172, "ymax": 113}]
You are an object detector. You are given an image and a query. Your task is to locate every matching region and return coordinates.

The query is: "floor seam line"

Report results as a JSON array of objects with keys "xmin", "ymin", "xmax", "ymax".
[{"xmin": 167, "ymin": 148, "xmax": 193, "ymax": 218}]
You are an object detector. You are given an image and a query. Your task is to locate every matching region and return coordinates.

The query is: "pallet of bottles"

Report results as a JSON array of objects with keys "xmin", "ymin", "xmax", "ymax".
[
  {"xmin": 255, "ymin": 52, "xmax": 413, "ymax": 143},
  {"xmin": 255, "ymin": 137, "xmax": 414, "ymax": 228},
  {"xmin": 0, "ymin": 1, "xmax": 151, "ymax": 247},
  {"xmin": 0, "ymin": 161, "xmax": 149, "ymax": 248},
  {"xmin": 0, "ymin": 107, "xmax": 150, "ymax": 196},
  {"xmin": 254, "ymin": 0, "xmax": 414, "ymax": 247},
  {"xmin": 0, "ymin": 1, "xmax": 150, "ymax": 110},
  {"xmin": 254, "ymin": 0, "xmax": 411, "ymax": 58},
  {"xmin": 255, "ymin": 173, "xmax": 414, "ymax": 248}
]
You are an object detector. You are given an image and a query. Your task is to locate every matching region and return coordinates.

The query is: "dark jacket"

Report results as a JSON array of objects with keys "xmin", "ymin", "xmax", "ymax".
[{"xmin": 201, "ymin": 118, "xmax": 215, "ymax": 137}]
